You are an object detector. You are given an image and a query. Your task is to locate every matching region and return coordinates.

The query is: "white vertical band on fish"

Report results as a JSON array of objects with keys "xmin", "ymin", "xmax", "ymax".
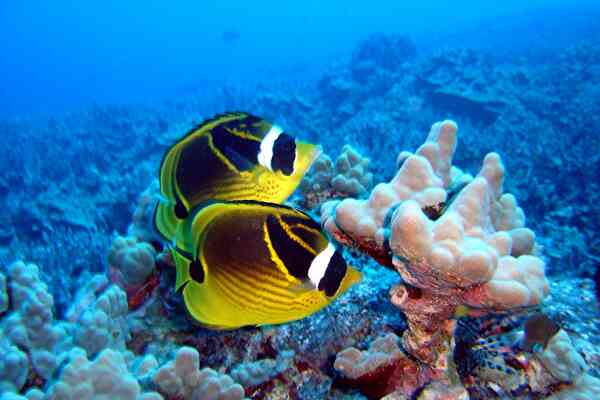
[
  {"xmin": 308, "ymin": 242, "xmax": 336, "ymax": 287},
  {"xmin": 258, "ymin": 125, "xmax": 283, "ymax": 171}
]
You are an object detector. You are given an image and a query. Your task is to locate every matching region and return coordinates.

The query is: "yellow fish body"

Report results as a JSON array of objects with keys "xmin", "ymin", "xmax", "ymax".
[
  {"xmin": 172, "ymin": 200, "xmax": 362, "ymax": 329},
  {"xmin": 154, "ymin": 112, "xmax": 320, "ymax": 241}
]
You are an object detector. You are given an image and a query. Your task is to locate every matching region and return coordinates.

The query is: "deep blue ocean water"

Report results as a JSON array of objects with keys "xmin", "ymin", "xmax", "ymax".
[
  {"xmin": 1, "ymin": 1, "xmax": 600, "ymax": 399},
  {"xmin": 1, "ymin": 0, "xmax": 599, "ymax": 117}
]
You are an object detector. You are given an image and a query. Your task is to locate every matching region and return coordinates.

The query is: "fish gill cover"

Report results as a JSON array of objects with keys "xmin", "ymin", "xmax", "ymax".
[{"xmin": 0, "ymin": 1, "xmax": 600, "ymax": 399}]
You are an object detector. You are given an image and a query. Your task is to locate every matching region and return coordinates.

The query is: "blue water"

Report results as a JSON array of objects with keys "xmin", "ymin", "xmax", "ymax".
[
  {"xmin": 1, "ymin": 0, "xmax": 598, "ymax": 118},
  {"xmin": 1, "ymin": 1, "xmax": 600, "ymax": 398}
]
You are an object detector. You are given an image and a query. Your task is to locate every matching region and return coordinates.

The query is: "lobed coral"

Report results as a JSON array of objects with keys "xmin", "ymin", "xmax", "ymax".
[
  {"xmin": 230, "ymin": 350, "xmax": 294, "ymax": 388},
  {"xmin": 0, "ymin": 260, "xmax": 250, "ymax": 400},
  {"xmin": 323, "ymin": 120, "xmax": 550, "ymax": 395},
  {"xmin": 127, "ymin": 180, "xmax": 162, "ymax": 243},
  {"xmin": 0, "ymin": 262, "xmax": 70, "ymax": 383},
  {"xmin": 152, "ymin": 347, "xmax": 245, "ymax": 400},
  {"xmin": 107, "ymin": 234, "xmax": 160, "ymax": 309},
  {"xmin": 108, "ymin": 235, "xmax": 157, "ymax": 287},
  {"xmin": 45, "ymin": 348, "xmax": 161, "ymax": 400},
  {"xmin": 334, "ymin": 333, "xmax": 416, "ymax": 399},
  {"xmin": 334, "ymin": 333, "xmax": 403, "ymax": 380},
  {"xmin": 72, "ymin": 284, "xmax": 130, "ymax": 356},
  {"xmin": 0, "ymin": 340, "xmax": 29, "ymax": 393},
  {"xmin": 298, "ymin": 145, "xmax": 373, "ymax": 209},
  {"xmin": 528, "ymin": 329, "xmax": 600, "ymax": 399}
]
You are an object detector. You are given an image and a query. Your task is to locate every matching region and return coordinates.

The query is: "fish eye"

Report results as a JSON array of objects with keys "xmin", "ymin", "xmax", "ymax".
[
  {"xmin": 189, "ymin": 259, "xmax": 205, "ymax": 283},
  {"xmin": 174, "ymin": 201, "xmax": 188, "ymax": 219},
  {"xmin": 271, "ymin": 133, "xmax": 296, "ymax": 175}
]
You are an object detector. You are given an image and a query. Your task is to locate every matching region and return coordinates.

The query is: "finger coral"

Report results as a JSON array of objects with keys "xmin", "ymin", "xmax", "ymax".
[
  {"xmin": 153, "ymin": 347, "xmax": 245, "ymax": 400},
  {"xmin": 0, "ymin": 262, "xmax": 70, "ymax": 382},
  {"xmin": 72, "ymin": 284, "xmax": 130, "ymax": 356},
  {"xmin": 323, "ymin": 120, "xmax": 549, "ymax": 395},
  {"xmin": 298, "ymin": 145, "xmax": 372, "ymax": 210},
  {"xmin": 108, "ymin": 235, "xmax": 157, "ymax": 287},
  {"xmin": 107, "ymin": 235, "xmax": 160, "ymax": 309},
  {"xmin": 334, "ymin": 333, "xmax": 403, "ymax": 380},
  {"xmin": 46, "ymin": 347, "xmax": 161, "ymax": 400}
]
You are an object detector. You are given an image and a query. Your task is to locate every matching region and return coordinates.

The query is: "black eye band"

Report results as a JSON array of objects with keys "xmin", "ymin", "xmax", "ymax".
[
  {"xmin": 318, "ymin": 251, "xmax": 347, "ymax": 297},
  {"xmin": 271, "ymin": 133, "xmax": 296, "ymax": 175}
]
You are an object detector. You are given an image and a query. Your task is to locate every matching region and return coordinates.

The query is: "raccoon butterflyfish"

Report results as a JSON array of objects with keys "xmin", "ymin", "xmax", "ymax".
[
  {"xmin": 171, "ymin": 200, "xmax": 362, "ymax": 329},
  {"xmin": 154, "ymin": 112, "xmax": 320, "ymax": 241}
]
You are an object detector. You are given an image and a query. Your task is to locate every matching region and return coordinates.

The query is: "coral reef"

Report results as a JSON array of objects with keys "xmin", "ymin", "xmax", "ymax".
[
  {"xmin": 518, "ymin": 328, "xmax": 600, "ymax": 398},
  {"xmin": 594, "ymin": 264, "xmax": 600, "ymax": 303},
  {"xmin": 0, "ymin": 272, "xmax": 7, "ymax": 314},
  {"xmin": 324, "ymin": 120, "xmax": 550, "ymax": 396},
  {"xmin": 45, "ymin": 348, "xmax": 161, "ymax": 400},
  {"xmin": 350, "ymin": 33, "xmax": 417, "ymax": 83},
  {"xmin": 107, "ymin": 234, "xmax": 160, "ymax": 309},
  {"xmin": 127, "ymin": 181, "xmax": 162, "ymax": 244},
  {"xmin": 152, "ymin": 347, "xmax": 244, "ymax": 400},
  {"xmin": 0, "ymin": 262, "xmax": 70, "ymax": 382},
  {"xmin": 1, "ymin": 31, "xmax": 599, "ymax": 400},
  {"xmin": 3, "ymin": 35, "xmax": 599, "ymax": 313},
  {"xmin": 297, "ymin": 145, "xmax": 373, "ymax": 210},
  {"xmin": 230, "ymin": 350, "xmax": 294, "ymax": 388},
  {"xmin": 414, "ymin": 48, "xmax": 509, "ymax": 126},
  {"xmin": 108, "ymin": 236, "xmax": 157, "ymax": 288},
  {"xmin": 71, "ymin": 284, "xmax": 130, "ymax": 356}
]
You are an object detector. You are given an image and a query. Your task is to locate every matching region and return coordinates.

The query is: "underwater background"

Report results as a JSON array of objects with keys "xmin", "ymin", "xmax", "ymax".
[{"xmin": 1, "ymin": 0, "xmax": 600, "ymax": 399}]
